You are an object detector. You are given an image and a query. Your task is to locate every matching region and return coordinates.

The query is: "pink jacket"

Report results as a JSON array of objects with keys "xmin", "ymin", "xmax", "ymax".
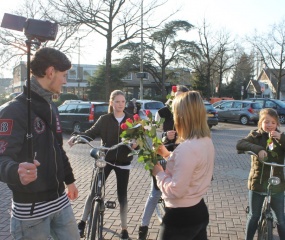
[{"xmin": 156, "ymin": 137, "xmax": 215, "ymax": 208}]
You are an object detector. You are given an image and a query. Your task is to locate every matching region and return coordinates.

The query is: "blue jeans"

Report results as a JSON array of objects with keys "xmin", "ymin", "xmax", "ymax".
[
  {"xmin": 11, "ymin": 205, "xmax": 80, "ymax": 240},
  {"xmin": 141, "ymin": 178, "xmax": 162, "ymax": 226},
  {"xmin": 246, "ymin": 190, "xmax": 285, "ymax": 240}
]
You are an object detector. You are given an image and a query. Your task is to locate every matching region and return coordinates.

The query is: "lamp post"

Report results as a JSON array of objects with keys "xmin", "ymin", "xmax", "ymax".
[
  {"xmin": 139, "ymin": 0, "xmax": 144, "ymax": 100},
  {"xmin": 76, "ymin": 38, "xmax": 82, "ymax": 98}
]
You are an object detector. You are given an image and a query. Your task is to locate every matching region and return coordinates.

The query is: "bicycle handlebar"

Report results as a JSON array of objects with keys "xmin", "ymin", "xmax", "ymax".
[
  {"xmin": 238, "ymin": 150, "xmax": 285, "ymax": 168},
  {"xmin": 72, "ymin": 135, "xmax": 136, "ymax": 152}
]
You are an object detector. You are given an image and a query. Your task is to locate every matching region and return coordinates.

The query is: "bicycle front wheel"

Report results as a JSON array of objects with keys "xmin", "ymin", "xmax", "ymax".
[
  {"xmin": 257, "ymin": 216, "xmax": 273, "ymax": 240},
  {"xmin": 155, "ymin": 198, "xmax": 165, "ymax": 224},
  {"xmin": 89, "ymin": 201, "xmax": 104, "ymax": 240}
]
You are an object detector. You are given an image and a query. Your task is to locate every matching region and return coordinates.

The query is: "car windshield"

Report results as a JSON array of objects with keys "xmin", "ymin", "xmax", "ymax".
[{"xmin": 144, "ymin": 102, "xmax": 164, "ymax": 109}]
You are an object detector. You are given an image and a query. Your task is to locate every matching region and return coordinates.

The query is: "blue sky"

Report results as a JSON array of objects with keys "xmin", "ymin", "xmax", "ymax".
[{"xmin": 1, "ymin": 0, "xmax": 285, "ymax": 77}]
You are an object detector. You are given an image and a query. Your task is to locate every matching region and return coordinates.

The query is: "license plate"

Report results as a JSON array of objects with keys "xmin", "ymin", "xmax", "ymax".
[{"xmin": 207, "ymin": 113, "xmax": 214, "ymax": 117}]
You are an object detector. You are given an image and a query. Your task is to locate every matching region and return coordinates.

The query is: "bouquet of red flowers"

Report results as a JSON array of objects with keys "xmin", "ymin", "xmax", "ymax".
[{"xmin": 120, "ymin": 112, "xmax": 164, "ymax": 170}]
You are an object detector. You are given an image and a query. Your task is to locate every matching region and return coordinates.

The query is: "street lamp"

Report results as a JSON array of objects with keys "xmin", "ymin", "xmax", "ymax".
[
  {"xmin": 138, "ymin": 0, "xmax": 147, "ymax": 100},
  {"xmin": 76, "ymin": 37, "xmax": 83, "ymax": 98}
]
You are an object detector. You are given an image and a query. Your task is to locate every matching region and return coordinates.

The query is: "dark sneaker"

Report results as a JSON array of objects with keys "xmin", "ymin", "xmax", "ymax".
[
  {"xmin": 120, "ymin": 229, "xmax": 129, "ymax": 240},
  {"xmin": 78, "ymin": 220, "xmax": 86, "ymax": 238},
  {"xmin": 138, "ymin": 226, "xmax": 148, "ymax": 240}
]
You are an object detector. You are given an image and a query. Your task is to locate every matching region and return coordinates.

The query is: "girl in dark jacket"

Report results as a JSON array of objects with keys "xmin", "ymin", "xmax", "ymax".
[
  {"xmin": 68, "ymin": 90, "xmax": 135, "ymax": 240},
  {"xmin": 236, "ymin": 108, "xmax": 285, "ymax": 240}
]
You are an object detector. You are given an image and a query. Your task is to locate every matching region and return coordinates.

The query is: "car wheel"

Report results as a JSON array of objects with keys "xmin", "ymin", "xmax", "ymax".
[
  {"xmin": 73, "ymin": 122, "xmax": 81, "ymax": 132},
  {"xmin": 208, "ymin": 125, "xmax": 213, "ymax": 129},
  {"xmin": 279, "ymin": 115, "xmax": 285, "ymax": 124},
  {"xmin": 240, "ymin": 116, "xmax": 249, "ymax": 125}
]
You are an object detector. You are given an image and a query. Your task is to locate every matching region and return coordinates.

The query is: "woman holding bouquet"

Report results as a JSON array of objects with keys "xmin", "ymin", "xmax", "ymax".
[
  {"xmin": 68, "ymin": 90, "xmax": 136, "ymax": 240},
  {"xmin": 152, "ymin": 91, "xmax": 215, "ymax": 240},
  {"xmin": 138, "ymin": 85, "xmax": 189, "ymax": 240}
]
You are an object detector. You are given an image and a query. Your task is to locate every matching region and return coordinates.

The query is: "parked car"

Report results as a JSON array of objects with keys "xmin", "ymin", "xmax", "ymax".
[
  {"xmin": 212, "ymin": 100, "xmax": 227, "ymax": 108},
  {"xmin": 204, "ymin": 102, "xmax": 218, "ymax": 129},
  {"xmin": 214, "ymin": 100, "xmax": 262, "ymax": 125},
  {"xmin": 247, "ymin": 98, "xmax": 285, "ymax": 124},
  {"xmin": 136, "ymin": 100, "xmax": 165, "ymax": 119},
  {"xmin": 58, "ymin": 100, "xmax": 108, "ymax": 132}
]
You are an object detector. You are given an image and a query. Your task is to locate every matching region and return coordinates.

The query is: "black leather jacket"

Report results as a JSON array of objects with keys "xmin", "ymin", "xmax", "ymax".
[
  {"xmin": 83, "ymin": 112, "xmax": 134, "ymax": 166},
  {"xmin": 0, "ymin": 88, "xmax": 75, "ymax": 203}
]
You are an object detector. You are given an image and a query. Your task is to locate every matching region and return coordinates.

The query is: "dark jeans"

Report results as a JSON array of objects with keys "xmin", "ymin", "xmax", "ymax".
[
  {"xmin": 158, "ymin": 199, "xmax": 209, "ymax": 240},
  {"xmin": 246, "ymin": 190, "xmax": 285, "ymax": 240}
]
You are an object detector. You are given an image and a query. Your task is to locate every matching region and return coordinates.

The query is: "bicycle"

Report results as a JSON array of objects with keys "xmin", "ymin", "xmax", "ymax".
[
  {"xmin": 239, "ymin": 150, "xmax": 285, "ymax": 240},
  {"xmin": 72, "ymin": 135, "xmax": 136, "ymax": 240}
]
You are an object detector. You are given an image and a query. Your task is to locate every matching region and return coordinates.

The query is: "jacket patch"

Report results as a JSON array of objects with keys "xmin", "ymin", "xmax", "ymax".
[
  {"xmin": 0, "ymin": 140, "xmax": 8, "ymax": 153},
  {"xmin": 0, "ymin": 119, "xmax": 13, "ymax": 135},
  {"xmin": 34, "ymin": 117, "xmax": 46, "ymax": 134},
  {"xmin": 56, "ymin": 115, "xmax": 62, "ymax": 133}
]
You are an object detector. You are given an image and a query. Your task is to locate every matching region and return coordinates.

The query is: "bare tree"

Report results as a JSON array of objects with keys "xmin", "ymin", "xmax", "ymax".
[
  {"xmin": 191, "ymin": 20, "xmax": 221, "ymax": 98},
  {"xmin": 213, "ymin": 30, "xmax": 237, "ymax": 97},
  {"xmin": 42, "ymin": 0, "xmax": 175, "ymax": 100},
  {"xmin": 247, "ymin": 19, "xmax": 285, "ymax": 99}
]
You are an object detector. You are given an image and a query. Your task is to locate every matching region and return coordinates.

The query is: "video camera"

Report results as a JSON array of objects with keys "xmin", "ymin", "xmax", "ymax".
[{"xmin": 1, "ymin": 13, "xmax": 58, "ymax": 42}]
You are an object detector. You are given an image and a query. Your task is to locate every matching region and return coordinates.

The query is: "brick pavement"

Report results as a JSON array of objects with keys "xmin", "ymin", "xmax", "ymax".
[{"xmin": 0, "ymin": 123, "xmax": 282, "ymax": 240}]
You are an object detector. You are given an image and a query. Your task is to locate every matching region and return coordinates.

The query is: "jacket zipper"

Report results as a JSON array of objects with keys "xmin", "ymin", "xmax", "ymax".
[
  {"xmin": 114, "ymin": 122, "xmax": 121, "ymax": 165},
  {"xmin": 50, "ymin": 103, "xmax": 60, "ymax": 198}
]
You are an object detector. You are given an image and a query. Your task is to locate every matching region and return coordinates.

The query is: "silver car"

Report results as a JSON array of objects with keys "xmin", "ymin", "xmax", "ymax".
[
  {"xmin": 214, "ymin": 100, "xmax": 262, "ymax": 125},
  {"xmin": 136, "ymin": 100, "xmax": 165, "ymax": 120}
]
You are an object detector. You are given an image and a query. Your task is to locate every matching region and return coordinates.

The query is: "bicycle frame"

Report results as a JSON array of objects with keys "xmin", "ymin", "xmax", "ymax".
[
  {"xmin": 240, "ymin": 151, "xmax": 285, "ymax": 240},
  {"xmin": 86, "ymin": 147, "xmax": 108, "ymax": 240},
  {"xmin": 72, "ymin": 135, "xmax": 134, "ymax": 240}
]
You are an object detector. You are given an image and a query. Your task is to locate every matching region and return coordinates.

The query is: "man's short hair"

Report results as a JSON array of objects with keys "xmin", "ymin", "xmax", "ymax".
[{"xmin": 30, "ymin": 47, "xmax": 71, "ymax": 77}]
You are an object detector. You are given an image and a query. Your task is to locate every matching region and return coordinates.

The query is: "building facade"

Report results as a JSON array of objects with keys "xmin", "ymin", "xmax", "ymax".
[{"xmin": 10, "ymin": 62, "xmax": 191, "ymax": 101}]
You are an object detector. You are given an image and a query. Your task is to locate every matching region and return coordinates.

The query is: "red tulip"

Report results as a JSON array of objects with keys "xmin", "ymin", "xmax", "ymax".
[
  {"xmin": 145, "ymin": 110, "xmax": 151, "ymax": 116},
  {"xmin": 172, "ymin": 85, "xmax": 177, "ymax": 93},
  {"xmin": 121, "ymin": 123, "xmax": 128, "ymax": 130},
  {"xmin": 133, "ymin": 114, "xmax": 140, "ymax": 121},
  {"xmin": 126, "ymin": 118, "xmax": 133, "ymax": 124}
]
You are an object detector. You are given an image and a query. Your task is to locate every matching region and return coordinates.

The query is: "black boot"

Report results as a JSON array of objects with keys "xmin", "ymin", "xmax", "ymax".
[
  {"xmin": 78, "ymin": 220, "xmax": 86, "ymax": 238},
  {"xmin": 138, "ymin": 226, "xmax": 148, "ymax": 240}
]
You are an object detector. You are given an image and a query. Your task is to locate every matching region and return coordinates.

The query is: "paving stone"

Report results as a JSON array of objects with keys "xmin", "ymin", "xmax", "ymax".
[{"xmin": 0, "ymin": 123, "xmax": 283, "ymax": 239}]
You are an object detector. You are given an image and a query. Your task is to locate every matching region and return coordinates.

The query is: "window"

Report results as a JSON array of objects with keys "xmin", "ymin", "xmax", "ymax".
[
  {"xmin": 219, "ymin": 101, "xmax": 233, "ymax": 109},
  {"xmin": 145, "ymin": 102, "xmax": 164, "ymax": 109},
  {"xmin": 233, "ymin": 102, "xmax": 242, "ymax": 108},
  {"xmin": 69, "ymin": 69, "xmax": 77, "ymax": 79},
  {"xmin": 58, "ymin": 105, "xmax": 68, "ymax": 113},
  {"xmin": 83, "ymin": 70, "xmax": 91, "ymax": 77},
  {"xmin": 95, "ymin": 105, "xmax": 108, "ymax": 114},
  {"xmin": 265, "ymin": 101, "xmax": 276, "ymax": 108},
  {"xmin": 76, "ymin": 104, "xmax": 90, "ymax": 114},
  {"xmin": 65, "ymin": 104, "xmax": 78, "ymax": 113},
  {"xmin": 122, "ymin": 73, "xmax": 132, "ymax": 81}
]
